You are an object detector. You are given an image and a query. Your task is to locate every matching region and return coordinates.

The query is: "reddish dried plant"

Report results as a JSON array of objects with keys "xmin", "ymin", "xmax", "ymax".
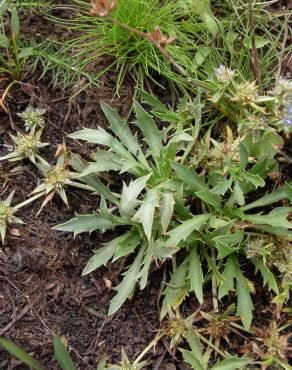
[
  {"xmin": 90, "ymin": 0, "xmax": 117, "ymax": 17},
  {"xmin": 146, "ymin": 26, "xmax": 177, "ymax": 48}
]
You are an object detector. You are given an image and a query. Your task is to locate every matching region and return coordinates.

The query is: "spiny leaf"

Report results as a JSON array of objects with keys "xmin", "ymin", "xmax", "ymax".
[
  {"xmin": 244, "ymin": 212, "xmax": 292, "ymax": 229},
  {"xmin": 187, "ymin": 328, "xmax": 203, "ymax": 363},
  {"xmin": 241, "ymin": 187, "xmax": 287, "ymax": 211},
  {"xmin": 100, "ymin": 102, "xmax": 148, "ymax": 169},
  {"xmin": 218, "ymin": 256, "xmax": 236, "ymax": 299},
  {"xmin": 109, "ymin": 247, "xmax": 145, "ymax": 315},
  {"xmin": 82, "ymin": 234, "xmax": 130, "ymax": 275},
  {"xmin": 211, "ymin": 178, "xmax": 233, "ymax": 195},
  {"xmin": 112, "ymin": 231, "xmax": 141, "ymax": 262},
  {"xmin": 236, "ymin": 270, "xmax": 253, "ymax": 329},
  {"xmin": 234, "ymin": 181, "xmax": 245, "ymax": 206},
  {"xmin": 120, "ymin": 175, "xmax": 151, "ymax": 219},
  {"xmin": 139, "ymin": 188, "xmax": 160, "ymax": 241},
  {"xmin": 161, "ymin": 261, "xmax": 189, "ymax": 319},
  {"xmin": 160, "ymin": 192, "xmax": 175, "ymax": 234},
  {"xmin": 188, "ymin": 247, "xmax": 203, "ymax": 304},
  {"xmin": 133, "ymin": 101, "xmax": 162, "ymax": 159},
  {"xmin": 211, "ymin": 357, "xmax": 251, "ymax": 370},
  {"xmin": 165, "ymin": 215, "xmax": 209, "ymax": 247},
  {"xmin": 172, "ymin": 161, "xmax": 206, "ymax": 193},
  {"xmin": 71, "ymin": 153, "xmax": 119, "ymax": 205},
  {"xmin": 54, "ymin": 213, "xmax": 118, "ymax": 237},
  {"xmin": 181, "ymin": 349, "xmax": 205, "ymax": 370},
  {"xmin": 251, "ymin": 258, "xmax": 278, "ymax": 293}
]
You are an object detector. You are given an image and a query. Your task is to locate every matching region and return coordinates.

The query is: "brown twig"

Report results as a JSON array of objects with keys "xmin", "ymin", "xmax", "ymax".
[
  {"xmin": 277, "ymin": 19, "xmax": 290, "ymax": 78},
  {"xmin": 248, "ymin": 0, "xmax": 262, "ymax": 88}
]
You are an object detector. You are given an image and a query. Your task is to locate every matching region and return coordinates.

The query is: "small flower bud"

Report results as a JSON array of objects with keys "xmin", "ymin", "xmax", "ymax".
[
  {"xmin": 214, "ymin": 65, "xmax": 235, "ymax": 84},
  {"xmin": 90, "ymin": 0, "xmax": 117, "ymax": 17}
]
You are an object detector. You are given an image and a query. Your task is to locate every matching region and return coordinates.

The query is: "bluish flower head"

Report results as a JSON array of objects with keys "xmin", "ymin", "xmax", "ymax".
[{"xmin": 283, "ymin": 101, "xmax": 292, "ymax": 126}]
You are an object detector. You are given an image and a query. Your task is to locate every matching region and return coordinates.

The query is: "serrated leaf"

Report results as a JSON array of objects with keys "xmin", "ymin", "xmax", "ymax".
[
  {"xmin": 214, "ymin": 231, "xmax": 244, "ymax": 258},
  {"xmin": 244, "ymin": 173, "xmax": 265, "ymax": 188},
  {"xmin": 187, "ymin": 328, "xmax": 203, "ymax": 362},
  {"xmin": 82, "ymin": 233, "xmax": 130, "ymax": 275},
  {"xmin": 112, "ymin": 231, "xmax": 141, "ymax": 262},
  {"xmin": 120, "ymin": 175, "xmax": 151, "ymax": 219},
  {"xmin": 211, "ymin": 178, "xmax": 233, "ymax": 195},
  {"xmin": 53, "ymin": 335, "xmax": 76, "ymax": 370},
  {"xmin": 54, "ymin": 213, "xmax": 118, "ymax": 237},
  {"xmin": 218, "ymin": 257, "xmax": 236, "ymax": 299},
  {"xmin": 160, "ymin": 192, "xmax": 174, "ymax": 234},
  {"xmin": 11, "ymin": 8, "xmax": 19, "ymax": 38},
  {"xmin": 188, "ymin": 247, "xmax": 203, "ymax": 304},
  {"xmin": 133, "ymin": 101, "xmax": 162, "ymax": 159},
  {"xmin": 137, "ymin": 89, "xmax": 167, "ymax": 112},
  {"xmin": 101, "ymin": 102, "xmax": 148, "ymax": 169},
  {"xmin": 71, "ymin": 153, "xmax": 118, "ymax": 205},
  {"xmin": 109, "ymin": 247, "xmax": 145, "ymax": 315},
  {"xmin": 251, "ymin": 258, "xmax": 278, "ymax": 293},
  {"xmin": 172, "ymin": 161, "xmax": 206, "ymax": 193},
  {"xmin": 236, "ymin": 271, "xmax": 253, "ymax": 329},
  {"xmin": 0, "ymin": 337, "xmax": 45, "ymax": 370},
  {"xmin": 181, "ymin": 349, "xmax": 205, "ymax": 370},
  {"xmin": 196, "ymin": 189, "xmax": 221, "ymax": 208},
  {"xmin": 165, "ymin": 215, "xmax": 209, "ymax": 247},
  {"xmin": 139, "ymin": 188, "xmax": 160, "ymax": 240},
  {"xmin": 211, "ymin": 357, "xmax": 251, "ymax": 370},
  {"xmin": 161, "ymin": 261, "xmax": 188, "ymax": 319},
  {"xmin": 69, "ymin": 128, "xmax": 137, "ymax": 167},
  {"xmin": 244, "ymin": 212, "xmax": 292, "ymax": 229},
  {"xmin": 169, "ymin": 132, "xmax": 194, "ymax": 143},
  {"xmin": 139, "ymin": 243, "xmax": 153, "ymax": 289},
  {"xmin": 240, "ymin": 143, "xmax": 249, "ymax": 168},
  {"xmin": 81, "ymin": 150, "xmax": 123, "ymax": 175},
  {"xmin": 241, "ymin": 187, "xmax": 287, "ymax": 211},
  {"xmin": 234, "ymin": 181, "xmax": 245, "ymax": 206}
]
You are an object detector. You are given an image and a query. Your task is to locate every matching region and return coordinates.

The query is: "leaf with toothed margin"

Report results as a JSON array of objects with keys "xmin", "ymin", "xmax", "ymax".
[
  {"xmin": 165, "ymin": 215, "xmax": 209, "ymax": 248},
  {"xmin": 108, "ymin": 246, "xmax": 145, "ymax": 315},
  {"xmin": 54, "ymin": 213, "xmax": 121, "ymax": 237},
  {"xmin": 82, "ymin": 233, "xmax": 132, "ymax": 276}
]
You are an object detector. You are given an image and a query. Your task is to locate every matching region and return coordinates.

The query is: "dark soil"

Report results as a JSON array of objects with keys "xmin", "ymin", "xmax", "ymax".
[{"xmin": 0, "ymin": 2, "xmax": 291, "ymax": 370}]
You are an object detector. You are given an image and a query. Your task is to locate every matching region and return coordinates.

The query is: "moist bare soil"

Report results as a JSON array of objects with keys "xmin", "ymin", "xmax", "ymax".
[{"xmin": 0, "ymin": 3, "xmax": 292, "ymax": 370}]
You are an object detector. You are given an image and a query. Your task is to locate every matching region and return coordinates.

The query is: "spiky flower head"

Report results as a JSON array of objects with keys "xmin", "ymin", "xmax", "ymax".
[
  {"xmin": 274, "ymin": 248, "xmax": 292, "ymax": 286},
  {"xmin": 264, "ymin": 321, "xmax": 289, "ymax": 360},
  {"xmin": 245, "ymin": 235, "xmax": 275, "ymax": 260},
  {"xmin": 0, "ymin": 131, "xmax": 47, "ymax": 163},
  {"xmin": 46, "ymin": 165, "xmax": 70, "ymax": 189},
  {"xmin": 18, "ymin": 106, "xmax": 46, "ymax": 132},
  {"xmin": 0, "ymin": 191, "xmax": 23, "ymax": 244},
  {"xmin": 198, "ymin": 126, "xmax": 241, "ymax": 170},
  {"xmin": 231, "ymin": 81, "xmax": 258, "ymax": 105},
  {"xmin": 31, "ymin": 144, "xmax": 90, "ymax": 214},
  {"xmin": 214, "ymin": 65, "xmax": 235, "ymax": 84},
  {"xmin": 272, "ymin": 77, "xmax": 292, "ymax": 96}
]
